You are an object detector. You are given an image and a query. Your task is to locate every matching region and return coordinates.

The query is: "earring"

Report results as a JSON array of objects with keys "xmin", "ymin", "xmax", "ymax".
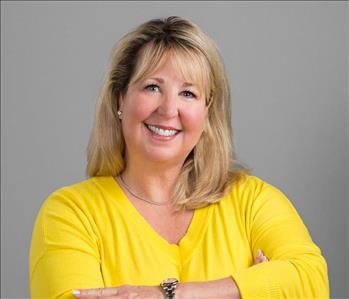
[{"xmin": 117, "ymin": 110, "xmax": 123, "ymax": 120}]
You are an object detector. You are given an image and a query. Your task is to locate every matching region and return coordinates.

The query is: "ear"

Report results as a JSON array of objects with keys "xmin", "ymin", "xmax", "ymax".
[
  {"xmin": 204, "ymin": 105, "xmax": 209, "ymax": 117},
  {"xmin": 206, "ymin": 95, "xmax": 213, "ymax": 109},
  {"xmin": 118, "ymin": 93, "xmax": 125, "ymax": 111}
]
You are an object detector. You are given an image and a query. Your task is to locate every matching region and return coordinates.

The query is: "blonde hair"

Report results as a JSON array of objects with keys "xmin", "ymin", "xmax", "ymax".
[{"xmin": 86, "ymin": 16, "xmax": 250, "ymax": 209}]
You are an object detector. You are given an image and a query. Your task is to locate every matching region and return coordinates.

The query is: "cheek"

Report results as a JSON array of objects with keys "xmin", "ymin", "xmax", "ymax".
[
  {"xmin": 181, "ymin": 108, "xmax": 207, "ymax": 133},
  {"xmin": 125, "ymin": 95, "xmax": 156, "ymax": 120}
]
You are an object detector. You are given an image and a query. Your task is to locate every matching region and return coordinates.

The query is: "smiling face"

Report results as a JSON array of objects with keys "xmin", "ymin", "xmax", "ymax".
[{"xmin": 119, "ymin": 50, "xmax": 209, "ymax": 168}]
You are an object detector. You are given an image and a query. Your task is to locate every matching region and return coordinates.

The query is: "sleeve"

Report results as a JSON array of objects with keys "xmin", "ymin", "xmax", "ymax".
[
  {"xmin": 231, "ymin": 180, "xmax": 329, "ymax": 299},
  {"xmin": 29, "ymin": 189, "xmax": 105, "ymax": 299}
]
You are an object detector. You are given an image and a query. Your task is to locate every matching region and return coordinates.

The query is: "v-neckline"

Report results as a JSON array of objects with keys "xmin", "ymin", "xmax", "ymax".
[{"xmin": 99, "ymin": 176, "xmax": 212, "ymax": 261}]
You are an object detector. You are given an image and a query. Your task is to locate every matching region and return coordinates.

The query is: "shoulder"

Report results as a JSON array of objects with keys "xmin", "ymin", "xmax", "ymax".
[
  {"xmin": 42, "ymin": 176, "xmax": 114, "ymax": 208},
  {"xmin": 226, "ymin": 174, "xmax": 300, "ymax": 219},
  {"xmin": 226, "ymin": 174, "xmax": 293, "ymax": 210},
  {"xmin": 48, "ymin": 176, "xmax": 109, "ymax": 198},
  {"xmin": 35, "ymin": 176, "xmax": 117, "ymax": 229},
  {"xmin": 32, "ymin": 176, "xmax": 118, "ymax": 243},
  {"xmin": 229, "ymin": 174, "xmax": 269, "ymax": 197}
]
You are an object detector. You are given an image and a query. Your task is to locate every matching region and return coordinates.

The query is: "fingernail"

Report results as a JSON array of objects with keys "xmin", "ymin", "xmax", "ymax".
[
  {"xmin": 72, "ymin": 290, "xmax": 81, "ymax": 296},
  {"xmin": 257, "ymin": 249, "xmax": 262, "ymax": 256}
]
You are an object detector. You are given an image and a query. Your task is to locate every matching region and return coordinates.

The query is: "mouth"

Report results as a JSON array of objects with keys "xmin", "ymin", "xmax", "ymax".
[{"xmin": 144, "ymin": 123, "xmax": 181, "ymax": 137}]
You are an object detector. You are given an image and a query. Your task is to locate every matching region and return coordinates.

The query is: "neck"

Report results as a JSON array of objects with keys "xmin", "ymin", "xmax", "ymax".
[{"xmin": 119, "ymin": 158, "xmax": 183, "ymax": 206}]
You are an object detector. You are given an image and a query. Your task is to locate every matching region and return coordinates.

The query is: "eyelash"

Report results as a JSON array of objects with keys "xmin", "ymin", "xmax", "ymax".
[
  {"xmin": 145, "ymin": 84, "xmax": 159, "ymax": 92},
  {"xmin": 145, "ymin": 84, "xmax": 197, "ymax": 99}
]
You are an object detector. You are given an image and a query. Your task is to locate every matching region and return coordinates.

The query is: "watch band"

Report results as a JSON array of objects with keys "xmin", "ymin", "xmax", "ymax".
[{"xmin": 160, "ymin": 278, "xmax": 179, "ymax": 299}]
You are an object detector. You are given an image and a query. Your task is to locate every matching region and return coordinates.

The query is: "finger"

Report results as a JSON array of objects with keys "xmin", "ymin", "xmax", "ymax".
[
  {"xmin": 254, "ymin": 249, "xmax": 263, "ymax": 264},
  {"xmin": 254, "ymin": 249, "xmax": 269, "ymax": 264},
  {"xmin": 257, "ymin": 249, "xmax": 267, "ymax": 259},
  {"xmin": 254, "ymin": 256, "xmax": 264, "ymax": 264},
  {"xmin": 73, "ymin": 287, "xmax": 119, "ymax": 298},
  {"xmin": 259, "ymin": 249, "xmax": 269, "ymax": 262}
]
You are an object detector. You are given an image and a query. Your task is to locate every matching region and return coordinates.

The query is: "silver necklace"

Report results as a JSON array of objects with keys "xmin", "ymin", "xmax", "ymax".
[{"xmin": 118, "ymin": 175, "xmax": 172, "ymax": 206}]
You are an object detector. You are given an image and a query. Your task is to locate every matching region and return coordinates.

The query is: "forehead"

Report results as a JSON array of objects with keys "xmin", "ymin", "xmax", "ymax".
[{"xmin": 130, "ymin": 46, "xmax": 210, "ymax": 94}]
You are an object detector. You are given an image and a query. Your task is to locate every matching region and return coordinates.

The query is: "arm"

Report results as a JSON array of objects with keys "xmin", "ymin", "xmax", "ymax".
[
  {"xmin": 29, "ymin": 189, "xmax": 104, "ymax": 299},
  {"xmin": 176, "ymin": 180, "xmax": 329, "ymax": 299},
  {"xmin": 177, "ymin": 250, "xmax": 268, "ymax": 299},
  {"xmin": 175, "ymin": 180, "xmax": 329, "ymax": 299},
  {"xmin": 177, "ymin": 277, "xmax": 241, "ymax": 299},
  {"xmin": 72, "ymin": 273, "xmax": 241, "ymax": 299},
  {"xmin": 72, "ymin": 251, "xmax": 269, "ymax": 299},
  {"xmin": 229, "ymin": 180, "xmax": 329, "ymax": 298}
]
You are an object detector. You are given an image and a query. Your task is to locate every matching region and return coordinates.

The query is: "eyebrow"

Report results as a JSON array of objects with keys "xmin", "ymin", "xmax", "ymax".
[{"xmin": 149, "ymin": 77, "xmax": 196, "ymax": 88}]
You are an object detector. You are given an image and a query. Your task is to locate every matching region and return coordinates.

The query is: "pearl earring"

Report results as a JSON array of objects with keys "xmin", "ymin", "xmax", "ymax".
[{"xmin": 117, "ymin": 110, "xmax": 123, "ymax": 120}]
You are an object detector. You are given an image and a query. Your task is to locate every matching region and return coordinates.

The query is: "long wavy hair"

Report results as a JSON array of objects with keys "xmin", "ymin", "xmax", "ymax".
[{"xmin": 86, "ymin": 16, "xmax": 250, "ymax": 209}]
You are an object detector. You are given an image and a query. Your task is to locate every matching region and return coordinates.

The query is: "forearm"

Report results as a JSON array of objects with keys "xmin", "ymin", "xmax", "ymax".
[
  {"xmin": 174, "ymin": 250, "xmax": 268, "ymax": 299},
  {"xmin": 232, "ymin": 257, "xmax": 328, "ymax": 298},
  {"xmin": 177, "ymin": 277, "xmax": 241, "ymax": 299}
]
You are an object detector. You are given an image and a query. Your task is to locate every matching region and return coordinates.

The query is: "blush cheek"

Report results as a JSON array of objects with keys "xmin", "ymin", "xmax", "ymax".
[
  {"xmin": 181, "ymin": 109, "xmax": 207, "ymax": 132},
  {"xmin": 180, "ymin": 112, "xmax": 206, "ymax": 149},
  {"xmin": 127, "ymin": 95, "xmax": 157, "ymax": 121}
]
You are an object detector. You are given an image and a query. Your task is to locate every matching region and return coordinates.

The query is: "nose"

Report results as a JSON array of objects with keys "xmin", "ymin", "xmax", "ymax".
[{"xmin": 157, "ymin": 91, "xmax": 179, "ymax": 118}]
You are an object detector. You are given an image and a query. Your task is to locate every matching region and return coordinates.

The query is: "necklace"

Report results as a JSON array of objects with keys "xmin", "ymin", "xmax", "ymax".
[{"xmin": 118, "ymin": 175, "xmax": 172, "ymax": 206}]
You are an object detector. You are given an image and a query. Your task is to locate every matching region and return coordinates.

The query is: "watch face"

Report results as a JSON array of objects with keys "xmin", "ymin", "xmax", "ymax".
[{"xmin": 163, "ymin": 278, "xmax": 178, "ymax": 284}]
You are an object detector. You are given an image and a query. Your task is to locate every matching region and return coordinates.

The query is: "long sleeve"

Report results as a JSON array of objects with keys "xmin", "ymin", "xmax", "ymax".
[
  {"xmin": 29, "ymin": 176, "xmax": 330, "ymax": 298},
  {"xmin": 232, "ymin": 180, "xmax": 329, "ymax": 299},
  {"xmin": 29, "ymin": 188, "xmax": 104, "ymax": 299}
]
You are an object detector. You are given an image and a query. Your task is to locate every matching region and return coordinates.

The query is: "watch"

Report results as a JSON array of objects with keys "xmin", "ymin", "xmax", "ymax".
[{"xmin": 160, "ymin": 278, "xmax": 179, "ymax": 299}]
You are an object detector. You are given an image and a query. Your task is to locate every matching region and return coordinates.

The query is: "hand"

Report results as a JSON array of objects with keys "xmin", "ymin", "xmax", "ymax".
[
  {"xmin": 254, "ymin": 249, "xmax": 269, "ymax": 265},
  {"xmin": 72, "ymin": 285, "xmax": 163, "ymax": 299}
]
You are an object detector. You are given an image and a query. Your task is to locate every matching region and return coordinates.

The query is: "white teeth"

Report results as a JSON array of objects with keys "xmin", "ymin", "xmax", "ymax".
[{"xmin": 147, "ymin": 124, "xmax": 178, "ymax": 137}]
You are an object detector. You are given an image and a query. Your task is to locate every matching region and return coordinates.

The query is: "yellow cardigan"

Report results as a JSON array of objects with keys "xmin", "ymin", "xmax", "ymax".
[{"xmin": 29, "ymin": 175, "xmax": 329, "ymax": 298}]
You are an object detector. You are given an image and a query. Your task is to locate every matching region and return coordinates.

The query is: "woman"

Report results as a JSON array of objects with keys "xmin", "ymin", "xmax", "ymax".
[{"xmin": 29, "ymin": 16, "xmax": 329, "ymax": 299}]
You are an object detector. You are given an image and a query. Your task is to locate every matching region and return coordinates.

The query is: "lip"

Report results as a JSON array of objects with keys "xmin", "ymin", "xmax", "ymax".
[
  {"xmin": 143, "ymin": 123, "xmax": 181, "ymax": 140},
  {"xmin": 144, "ymin": 122, "xmax": 182, "ymax": 131}
]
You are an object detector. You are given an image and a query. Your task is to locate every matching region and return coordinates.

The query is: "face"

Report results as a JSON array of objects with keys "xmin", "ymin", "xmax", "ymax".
[{"xmin": 119, "ymin": 53, "xmax": 208, "ymax": 167}]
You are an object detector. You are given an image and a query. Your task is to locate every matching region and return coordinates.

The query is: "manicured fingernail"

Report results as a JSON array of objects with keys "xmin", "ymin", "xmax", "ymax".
[{"xmin": 72, "ymin": 290, "xmax": 81, "ymax": 296}]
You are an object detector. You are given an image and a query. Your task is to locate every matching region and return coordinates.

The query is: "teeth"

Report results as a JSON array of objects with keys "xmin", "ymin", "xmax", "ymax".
[{"xmin": 147, "ymin": 124, "xmax": 178, "ymax": 137}]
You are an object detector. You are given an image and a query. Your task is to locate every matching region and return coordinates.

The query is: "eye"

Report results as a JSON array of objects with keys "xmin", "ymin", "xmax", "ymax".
[
  {"xmin": 181, "ymin": 90, "xmax": 197, "ymax": 99},
  {"xmin": 145, "ymin": 84, "xmax": 160, "ymax": 92}
]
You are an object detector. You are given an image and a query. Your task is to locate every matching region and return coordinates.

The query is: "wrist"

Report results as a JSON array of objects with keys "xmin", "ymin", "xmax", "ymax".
[
  {"xmin": 176, "ymin": 282, "xmax": 193, "ymax": 299},
  {"xmin": 156, "ymin": 285, "xmax": 165, "ymax": 299},
  {"xmin": 176, "ymin": 278, "xmax": 240, "ymax": 299}
]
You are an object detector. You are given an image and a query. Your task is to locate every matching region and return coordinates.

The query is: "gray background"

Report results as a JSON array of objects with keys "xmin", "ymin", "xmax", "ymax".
[{"xmin": 1, "ymin": 1, "xmax": 348, "ymax": 298}]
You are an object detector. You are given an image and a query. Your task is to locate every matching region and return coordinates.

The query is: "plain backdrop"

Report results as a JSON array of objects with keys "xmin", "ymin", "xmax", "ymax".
[{"xmin": 1, "ymin": 1, "xmax": 348, "ymax": 298}]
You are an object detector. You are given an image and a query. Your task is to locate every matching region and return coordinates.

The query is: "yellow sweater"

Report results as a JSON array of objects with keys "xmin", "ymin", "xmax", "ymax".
[{"xmin": 29, "ymin": 175, "xmax": 329, "ymax": 298}]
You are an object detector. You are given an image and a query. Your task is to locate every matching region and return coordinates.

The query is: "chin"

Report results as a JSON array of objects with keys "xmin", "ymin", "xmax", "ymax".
[{"xmin": 143, "ymin": 150, "xmax": 184, "ymax": 165}]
